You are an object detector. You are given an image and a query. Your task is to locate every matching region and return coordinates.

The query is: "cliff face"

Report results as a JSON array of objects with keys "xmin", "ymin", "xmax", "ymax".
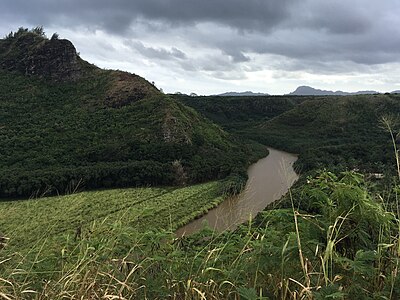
[
  {"xmin": 0, "ymin": 30, "xmax": 82, "ymax": 81},
  {"xmin": 23, "ymin": 38, "xmax": 82, "ymax": 81}
]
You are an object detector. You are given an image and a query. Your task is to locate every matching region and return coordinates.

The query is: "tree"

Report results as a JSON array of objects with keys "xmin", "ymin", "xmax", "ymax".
[
  {"xmin": 32, "ymin": 26, "xmax": 45, "ymax": 37},
  {"xmin": 4, "ymin": 31, "xmax": 13, "ymax": 39},
  {"xmin": 51, "ymin": 32, "xmax": 60, "ymax": 40}
]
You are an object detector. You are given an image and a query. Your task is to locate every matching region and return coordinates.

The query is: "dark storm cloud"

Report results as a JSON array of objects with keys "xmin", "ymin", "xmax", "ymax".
[
  {"xmin": 0, "ymin": 0, "xmax": 295, "ymax": 33},
  {"xmin": 291, "ymin": 2, "xmax": 373, "ymax": 35},
  {"xmin": 1, "ymin": 0, "xmax": 400, "ymax": 75}
]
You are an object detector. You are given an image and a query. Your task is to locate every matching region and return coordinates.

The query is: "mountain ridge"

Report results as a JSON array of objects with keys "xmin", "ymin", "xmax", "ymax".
[{"xmin": 288, "ymin": 85, "xmax": 379, "ymax": 96}]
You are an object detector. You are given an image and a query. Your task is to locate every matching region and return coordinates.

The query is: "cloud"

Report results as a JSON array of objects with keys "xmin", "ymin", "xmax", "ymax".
[
  {"xmin": 0, "ymin": 0, "xmax": 295, "ymax": 33},
  {"xmin": 2, "ymin": 0, "xmax": 400, "ymax": 68},
  {"xmin": 126, "ymin": 40, "xmax": 187, "ymax": 60},
  {"xmin": 1, "ymin": 0, "xmax": 400, "ymax": 94}
]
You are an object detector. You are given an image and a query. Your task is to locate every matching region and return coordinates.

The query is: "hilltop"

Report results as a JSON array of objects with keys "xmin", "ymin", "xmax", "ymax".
[
  {"xmin": 0, "ymin": 27, "xmax": 160, "ymax": 103},
  {"xmin": 0, "ymin": 27, "xmax": 83, "ymax": 81},
  {"xmin": 0, "ymin": 27, "xmax": 264, "ymax": 198}
]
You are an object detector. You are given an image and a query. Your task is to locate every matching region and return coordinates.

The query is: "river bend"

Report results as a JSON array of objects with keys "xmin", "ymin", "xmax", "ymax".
[{"xmin": 176, "ymin": 148, "xmax": 298, "ymax": 236}]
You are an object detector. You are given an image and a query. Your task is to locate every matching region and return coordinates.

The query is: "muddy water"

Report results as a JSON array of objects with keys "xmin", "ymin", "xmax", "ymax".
[{"xmin": 176, "ymin": 148, "xmax": 298, "ymax": 236}]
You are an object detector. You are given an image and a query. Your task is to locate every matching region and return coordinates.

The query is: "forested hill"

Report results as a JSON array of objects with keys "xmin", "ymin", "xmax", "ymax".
[
  {"xmin": 257, "ymin": 94, "xmax": 400, "ymax": 172},
  {"xmin": 172, "ymin": 94, "xmax": 305, "ymax": 133},
  {"xmin": 174, "ymin": 93, "xmax": 400, "ymax": 174},
  {"xmin": 0, "ymin": 28, "xmax": 263, "ymax": 198}
]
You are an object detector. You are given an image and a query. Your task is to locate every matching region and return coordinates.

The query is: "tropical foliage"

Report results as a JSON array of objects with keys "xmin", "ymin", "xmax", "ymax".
[{"xmin": 1, "ymin": 171, "xmax": 399, "ymax": 299}]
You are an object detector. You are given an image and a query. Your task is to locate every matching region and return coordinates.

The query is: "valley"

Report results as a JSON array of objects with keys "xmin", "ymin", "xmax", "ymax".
[{"xmin": 1, "ymin": 28, "xmax": 400, "ymax": 299}]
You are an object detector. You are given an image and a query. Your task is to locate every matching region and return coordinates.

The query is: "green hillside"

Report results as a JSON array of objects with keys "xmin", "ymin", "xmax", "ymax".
[
  {"xmin": 0, "ymin": 28, "xmax": 264, "ymax": 198},
  {"xmin": 256, "ymin": 94, "xmax": 400, "ymax": 172},
  {"xmin": 176, "ymin": 93, "xmax": 400, "ymax": 174},
  {"xmin": 173, "ymin": 94, "xmax": 305, "ymax": 135}
]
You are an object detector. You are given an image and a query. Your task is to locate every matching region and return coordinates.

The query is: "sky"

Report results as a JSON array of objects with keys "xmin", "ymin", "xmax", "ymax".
[{"xmin": 1, "ymin": 0, "xmax": 400, "ymax": 95}]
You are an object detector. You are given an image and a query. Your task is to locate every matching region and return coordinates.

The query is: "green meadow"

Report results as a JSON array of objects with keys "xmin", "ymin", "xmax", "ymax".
[{"xmin": 0, "ymin": 181, "xmax": 223, "ymax": 256}]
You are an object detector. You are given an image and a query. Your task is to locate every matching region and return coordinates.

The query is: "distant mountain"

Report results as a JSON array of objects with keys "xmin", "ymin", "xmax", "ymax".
[
  {"xmin": 218, "ymin": 91, "xmax": 269, "ymax": 96},
  {"xmin": 391, "ymin": 90, "xmax": 400, "ymax": 94},
  {"xmin": 288, "ymin": 86, "xmax": 378, "ymax": 96}
]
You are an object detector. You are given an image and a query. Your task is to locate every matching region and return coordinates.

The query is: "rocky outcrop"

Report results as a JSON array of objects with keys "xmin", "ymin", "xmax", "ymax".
[
  {"xmin": 25, "ymin": 38, "xmax": 82, "ymax": 81},
  {"xmin": 0, "ymin": 28, "xmax": 161, "ymax": 104},
  {"xmin": 0, "ymin": 31, "xmax": 82, "ymax": 81}
]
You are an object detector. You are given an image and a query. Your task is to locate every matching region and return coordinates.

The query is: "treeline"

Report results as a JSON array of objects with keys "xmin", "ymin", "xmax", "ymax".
[
  {"xmin": 0, "ymin": 161, "xmax": 172, "ymax": 198},
  {"xmin": 0, "ymin": 147, "xmax": 261, "ymax": 199},
  {"xmin": 0, "ymin": 140, "xmax": 263, "ymax": 198}
]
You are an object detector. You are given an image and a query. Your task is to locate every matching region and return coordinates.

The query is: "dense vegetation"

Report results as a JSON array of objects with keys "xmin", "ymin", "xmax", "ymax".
[
  {"xmin": 173, "ymin": 94, "xmax": 305, "ymax": 135},
  {"xmin": 0, "ymin": 181, "xmax": 225, "ymax": 297},
  {"xmin": 0, "ymin": 29, "xmax": 265, "ymax": 198},
  {"xmin": 258, "ymin": 95, "xmax": 400, "ymax": 173},
  {"xmin": 1, "ymin": 171, "xmax": 399, "ymax": 299},
  {"xmin": 175, "ymin": 94, "xmax": 400, "ymax": 175},
  {"xmin": 0, "ymin": 181, "xmax": 223, "ymax": 255}
]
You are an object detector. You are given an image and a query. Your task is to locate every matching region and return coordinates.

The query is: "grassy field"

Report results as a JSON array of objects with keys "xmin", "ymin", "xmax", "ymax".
[{"xmin": 0, "ymin": 181, "xmax": 223, "ymax": 266}]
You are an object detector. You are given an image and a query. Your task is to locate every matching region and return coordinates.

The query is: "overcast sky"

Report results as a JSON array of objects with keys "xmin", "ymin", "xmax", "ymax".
[{"xmin": 1, "ymin": 0, "xmax": 400, "ymax": 95}]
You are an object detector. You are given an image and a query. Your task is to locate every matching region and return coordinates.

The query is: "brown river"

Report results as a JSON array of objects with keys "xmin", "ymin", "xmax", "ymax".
[{"xmin": 176, "ymin": 148, "xmax": 298, "ymax": 236}]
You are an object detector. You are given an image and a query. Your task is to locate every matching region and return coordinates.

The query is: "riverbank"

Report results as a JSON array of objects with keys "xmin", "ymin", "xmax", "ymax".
[{"xmin": 176, "ymin": 148, "xmax": 298, "ymax": 235}]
